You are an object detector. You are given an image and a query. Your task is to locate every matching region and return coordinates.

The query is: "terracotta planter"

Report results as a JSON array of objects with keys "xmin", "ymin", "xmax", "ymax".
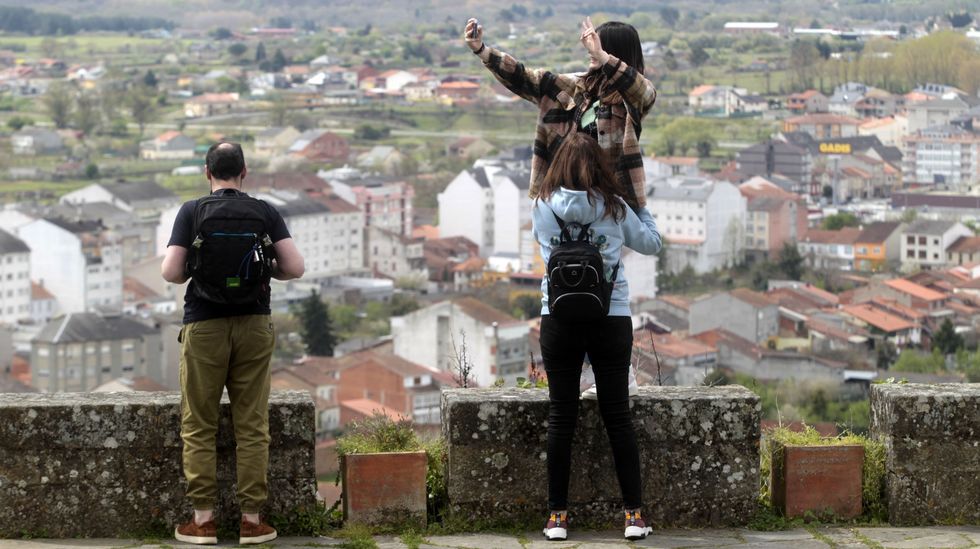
[
  {"xmin": 772, "ymin": 444, "xmax": 864, "ymax": 519},
  {"xmin": 342, "ymin": 450, "xmax": 427, "ymax": 528}
]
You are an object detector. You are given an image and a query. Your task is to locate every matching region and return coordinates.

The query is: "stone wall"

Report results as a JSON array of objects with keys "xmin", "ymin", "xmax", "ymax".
[
  {"xmin": 0, "ymin": 390, "xmax": 318, "ymax": 537},
  {"xmin": 870, "ymin": 383, "xmax": 980, "ymax": 526},
  {"xmin": 442, "ymin": 386, "xmax": 761, "ymax": 527}
]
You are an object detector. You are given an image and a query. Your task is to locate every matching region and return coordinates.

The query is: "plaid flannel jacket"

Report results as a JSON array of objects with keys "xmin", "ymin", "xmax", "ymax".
[{"xmin": 478, "ymin": 45, "xmax": 657, "ymax": 207}]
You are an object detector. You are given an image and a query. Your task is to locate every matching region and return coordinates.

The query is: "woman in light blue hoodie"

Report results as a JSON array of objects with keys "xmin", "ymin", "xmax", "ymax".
[{"xmin": 532, "ymin": 132, "xmax": 661, "ymax": 542}]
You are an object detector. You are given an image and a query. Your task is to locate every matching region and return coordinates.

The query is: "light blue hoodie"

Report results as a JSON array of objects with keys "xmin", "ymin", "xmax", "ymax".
[{"xmin": 532, "ymin": 188, "xmax": 662, "ymax": 317}]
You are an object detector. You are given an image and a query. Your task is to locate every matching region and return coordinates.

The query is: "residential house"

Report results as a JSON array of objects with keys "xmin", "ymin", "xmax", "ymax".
[
  {"xmin": 11, "ymin": 127, "xmax": 63, "ymax": 155},
  {"xmin": 736, "ymin": 139, "xmax": 813, "ymax": 192},
  {"xmin": 30, "ymin": 282, "xmax": 58, "ymax": 326},
  {"xmin": 139, "ymin": 131, "xmax": 196, "ymax": 160},
  {"xmin": 253, "ymin": 127, "xmax": 301, "ymax": 158},
  {"xmin": 271, "ymin": 364, "xmax": 339, "ymax": 437},
  {"xmin": 687, "ymin": 85, "xmax": 756, "ymax": 116},
  {"xmin": 61, "ymin": 180, "xmax": 180, "ymax": 223},
  {"xmin": 184, "ymin": 92, "xmax": 240, "ymax": 118},
  {"xmin": 621, "ymin": 247, "xmax": 660, "ymax": 300},
  {"xmin": 695, "ymin": 328, "xmax": 848, "ymax": 382},
  {"xmin": 634, "ymin": 331, "xmax": 717, "ymax": 386},
  {"xmin": 854, "ymin": 88, "xmax": 903, "ymax": 118},
  {"xmin": 447, "ymin": 137, "xmax": 495, "ymax": 160},
  {"xmin": 30, "ymin": 312, "xmax": 163, "ymax": 392},
  {"xmin": 422, "ymin": 236, "xmax": 481, "ymax": 293},
  {"xmin": 322, "ymin": 170, "xmax": 414, "ymax": 237},
  {"xmin": 786, "ymin": 90, "xmax": 829, "ymax": 114},
  {"xmin": 436, "ymin": 81, "xmax": 481, "ymax": 103},
  {"xmin": 859, "ymin": 115, "xmax": 908, "ymax": 147},
  {"xmin": 947, "ymin": 236, "xmax": 980, "ymax": 266},
  {"xmin": 906, "ymin": 96, "xmax": 976, "ymax": 134},
  {"xmin": 376, "ymin": 69, "xmax": 418, "ymax": 91},
  {"xmin": 798, "ymin": 227, "xmax": 862, "ymax": 270},
  {"xmin": 902, "ymin": 125, "xmax": 980, "ymax": 191},
  {"xmin": 356, "ymin": 146, "xmax": 407, "ymax": 175},
  {"xmin": 366, "ymin": 226, "xmax": 427, "ymax": 283},
  {"xmin": 636, "ymin": 294, "xmax": 692, "ymax": 335},
  {"xmin": 645, "ymin": 156, "xmax": 700, "ymax": 179},
  {"xmin": 854, "ymin": 221, "xmax": 904, "ymax": 272},
  {"xmin": 647, "ymin": 176, "xmax": 746, "ymax": 273},
  {"xmin": 689, "ymin": 288, "xmax": 779, "ymax": 344},
  {"xmin": 50, "ymin": 201, "xmax": 156, "ymax": 268},
  {"xmin": 841, "ymin": 303, "xmax": 919, "ymax": 348},
  {"xmin": 438, "ymin": 164, "xmax": 531, "ymax": 256},
  {"xmin": 739, "ymin": 177, "xmax": 807, "ymax": 262},
  {"xmin": 288, "ymin": 130, "xmax": 350, "ymax": 163},
  {"xmin": 828, "ymin": 82, "xmax": 870, "ymax": 118},
  {"xmin": 900, "ymin": 219, "xmax": 973, "ymax": 271},
  {"xmin": 16, "ymin": 217, "xmax": 122, "ymax": 313},
  {"xmin": 783, "ymin": 113, "xmax": 862, "ymax": 140},
  {"xmin": 390, "ymin": 296, "xmax": 530, "ymax": 387},
  {"xmin": 0, "ymin": 229, "xmax": 31, "ymax": 325}
]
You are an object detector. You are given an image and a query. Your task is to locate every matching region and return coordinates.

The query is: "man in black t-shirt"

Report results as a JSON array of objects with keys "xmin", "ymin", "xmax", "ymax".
[{"xmin": 162, "ymin": 142, "xmax": 305, "ymax": 546}]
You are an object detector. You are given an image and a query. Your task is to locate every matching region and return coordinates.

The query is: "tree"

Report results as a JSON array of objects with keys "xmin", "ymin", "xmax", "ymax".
[
  {"xmin": 821, "ymin": 212, "xmax": 860, "ymax": 230},
  {"xmin": 511, "ymin": 294, "xmax": 541, "ymax": 320},
  {"xmin": 297, "ymin": 290, "xmax": 336, "ymax": 356},
  {"xmin": 228, "ymin": 42, "xmax": 247, "ymax": 58},
  {"xmin": 73, "ymin": 91, "xmax": 100, "ymax": 137},
  {"xmin": 271, "ymin": 48, "xmax": 288, "ymax": 71},
  {"xmin": 900, "ymin": 208, "xmax": 918, "ymax": 223},
  {"xmin": 268, "ymin": 94, "xmax": 289, "ymax": 126},
  {"xmin": 777, "ymin": 242, "xmax": 804, "ymax": 280},
  {"xmin": 43, "ymin": 82, "xmax": 73, "ymax": 129},
  {"xmin": 876, "ymin": 340, "xmax": 897, "ymax": 369},
  {"xmin": 210, "ymin": 27, "xmax": 232, "ymax": 40},
  {"xmin": 255, "ymin": 41, "xmax": 267, "ymax": 63},
  {"xmin": 143, "ymin": 69, "xmax": 158, "ymax": 88},
  {"xmin": 948, "ymin": 12, "xmax": 972, "ymax": 28},
  {"xmin": 6, "ymin": 116, "xmax": 32, "ymax": 131},
  {"xmin": 663, "ymin": 49, "xmax": 678, "ymax": 71},
  {"xmin": 933, "ymin": 318, "xmax": 964, "ymax": 355},
  {"xmin": 659, "ymin": 7, "xmax": 680, "ymax": 28},
  {"xmin": 790, "ymin": 40, "xmax": 820, "ymax": 90},
  {"xmin": 127, "ymin": 86, "xmax": 157, "ymax": 137},
  {"xmin": 690, "ymin": 44, "xmax": 710, "ymax": 67},
  {"xmin": 84, "ymin": 163, "xmax": 99, "ymax": 179}
]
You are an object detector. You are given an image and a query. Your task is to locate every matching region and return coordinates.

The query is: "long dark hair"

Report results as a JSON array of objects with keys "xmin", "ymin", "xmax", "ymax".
[
  {"xmin": 538, "ymin": 132, "xmax": 627, "ymax": 221},
  {"xmin": 583, "ymin": 21, "xmax": 644, "ymax": 96}
]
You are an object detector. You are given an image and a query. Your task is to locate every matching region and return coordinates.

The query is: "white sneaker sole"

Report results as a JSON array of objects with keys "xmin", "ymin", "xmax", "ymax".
[
  {"xmin": 543, "ymin": 526, "xmax": 567, "ymax": 541},
  {"xmin": 625, "ymin": 525, "xmax": 652, "ymax": 540},
  {"xmin": 174, "ymin": 528, "xmax": 217, "ymax": 545},
  {"xmin": 581, "ymin": 385, "xmax": 639, "ymax": 400},
  {"xmin": 240, "ymin": 530, "xmax": 278, "ymax": 544}
]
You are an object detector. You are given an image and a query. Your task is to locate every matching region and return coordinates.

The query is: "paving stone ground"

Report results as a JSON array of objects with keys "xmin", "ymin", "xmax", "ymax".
[{"xmin": 1, "ymin": 526, "xmax": 979, "ymax": 549}]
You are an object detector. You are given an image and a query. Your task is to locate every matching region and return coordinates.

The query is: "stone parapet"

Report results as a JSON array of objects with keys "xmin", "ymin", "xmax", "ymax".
[
  {"xmin": 870, "ymin": 383, "xmax": 980, "ymax": 525},
  {"xmin": 0, "ymin": 391, "xmax": 317, "ymax": 537},
  {"xmin": 441, "ymin": 386, "xmax": 761, "ymax": 527}
]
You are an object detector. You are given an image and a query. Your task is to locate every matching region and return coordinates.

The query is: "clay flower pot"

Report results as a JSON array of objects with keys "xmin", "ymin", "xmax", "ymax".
[
  {"xmin": 342, "ymin": 450, "xmax": 428, "ymax": 528},
  {"xmin": 772, "ymin": 444, "xmax": 864, "ymax": 519}
]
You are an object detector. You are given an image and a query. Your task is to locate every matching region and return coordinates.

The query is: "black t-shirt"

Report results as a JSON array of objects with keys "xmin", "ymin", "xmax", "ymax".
[{"xmin": 168, "ymin": 189, "xmax": 291, "ymax": 324}]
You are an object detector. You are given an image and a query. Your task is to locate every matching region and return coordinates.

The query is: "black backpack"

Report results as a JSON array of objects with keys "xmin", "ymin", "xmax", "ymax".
[
  {"xmin": 546, "ymin": 211, "xmax": 619, "ymax": 322},
  {"xmin": 186, "ymin": 191, "xmax": 277, "ymax": 305}
]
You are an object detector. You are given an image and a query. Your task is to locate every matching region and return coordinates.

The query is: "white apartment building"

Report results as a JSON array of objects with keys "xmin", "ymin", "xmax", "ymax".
[
  {"xmin": 0, "ymin": 229, "xmax": 31, "ymax": 325},
  {"xmin": 61, "ymin": 181, "xmax": 180, "ymax": 222},
  {"xmin": 257, "ymin": 190, "xmax": 365, "ymax": 281},
  {"xmin": 321, "ymin": 170, "xmax": 414, "ymax": 237},
  {"xmin": 366, "ymin": 226, "xmax": 427, "ymax": 283},
  {"xmin": 902, "ymin": 125, "xmax": 980, "ymax": 191},
  {"xmin": 16, "ymin": 218, "xmax": 122, "ymax": 313},
  {"xmin": 900, "ymin": 219, "xmax": 973, "ymax": 272},
  {"xmin": 646, "ymin": 176, "xmax": 747, "ymax": 273},
  {"xmin": 438, "ymin": 164, "xmax": 531, "ymax": 257},
  {"xmin": 390, "ymin": 296, "xmax": 530, "ymax": 387}
]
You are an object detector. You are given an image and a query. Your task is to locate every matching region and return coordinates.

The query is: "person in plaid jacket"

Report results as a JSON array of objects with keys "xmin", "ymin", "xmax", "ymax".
[{"xmin": 464, "ymin": 16, "xmax": 657, "ymax": 208}]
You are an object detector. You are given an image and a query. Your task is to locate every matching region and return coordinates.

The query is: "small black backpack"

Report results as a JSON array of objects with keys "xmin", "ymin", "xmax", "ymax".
[
  {"xmin": 186, "ymin": 191, "xmax": 277, "ymax": 305},
  {"xmin": 546, "ymin": 211, "xmax": 619, "ymax": 322}
]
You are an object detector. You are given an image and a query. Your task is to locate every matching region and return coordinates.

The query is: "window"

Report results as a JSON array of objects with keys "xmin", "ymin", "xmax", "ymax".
[
  {"xmin": 918, "ymin": 236, "xmax": 927, "ymax": 245},
  {"xmin": 873, "ymin": 247, "xmax": 881, "ymax": 254},
  {"xmin": 918, "ymin": 250, "xmax": 926, "ymax": 259},
  {"xmin": 906, "ymin": 236, "xmax": 914, "ymax": 244},
  {"xmin": 933, "ymin": 238, "xmax": 939, "ymax": 245},
  {"xmin": 906, "ymin": 250, "xmax": 914, "ymax": 258}
]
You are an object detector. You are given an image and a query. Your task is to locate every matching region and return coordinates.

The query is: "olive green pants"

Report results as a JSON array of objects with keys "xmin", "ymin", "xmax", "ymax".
[{"xmin": 179, "ymin": 315, "xmax": 275, "ymax": 513}]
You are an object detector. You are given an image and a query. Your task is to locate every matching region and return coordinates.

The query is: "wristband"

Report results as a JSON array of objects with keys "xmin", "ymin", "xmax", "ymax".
[{"xmin": 472, "ymin": 42, "xmax": 485, "ymax": 55}]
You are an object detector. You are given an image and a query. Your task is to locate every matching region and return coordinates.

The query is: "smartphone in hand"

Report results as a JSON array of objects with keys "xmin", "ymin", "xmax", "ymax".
[{"xmin": 468, "ymin": 19, "xmax": 480, "ymax": 39}]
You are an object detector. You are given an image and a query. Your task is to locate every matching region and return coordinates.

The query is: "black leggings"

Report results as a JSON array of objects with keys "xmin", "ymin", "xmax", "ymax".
[{"xmin": 539, "ymin": 314, "xmax": 642, "ymax": 510}]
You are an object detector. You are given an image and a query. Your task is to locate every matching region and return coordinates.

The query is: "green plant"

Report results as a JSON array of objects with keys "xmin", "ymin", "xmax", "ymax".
[
  {"xmin": 269, "ymin": 501, "xmax": 340, "ymax": 536},
  {"xmin": 335, "ymin": 412, "xmax": 448, "ymax": 524},
  {"xmin": 759, "ymin": 424, "xmax": 887, "ymax": 523}
]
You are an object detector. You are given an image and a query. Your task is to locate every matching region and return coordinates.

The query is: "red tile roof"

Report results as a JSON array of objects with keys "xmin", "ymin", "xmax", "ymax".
[
  {"xmin": 842, "ymin": 304, "xmax": 914, "ymax": 333},
  {"xmin": 340, "ymin": 398, "xmax": 409, "ymax": 421},
  {"xmin": 948, "ymin": 236, "xmax": 980, "ymax": 254},
  {"xmin": 801, "ymin": 227, "xmax": 862, "ymax": 245},
  {"xmin": 883, "ymin": 278, "xmax": 947, "ymax": 302}
]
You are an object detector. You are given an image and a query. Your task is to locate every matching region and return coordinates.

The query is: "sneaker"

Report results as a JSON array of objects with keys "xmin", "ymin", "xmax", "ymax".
[
  {"xmin": 579, "ymin": 364, "xmax": 596, "ymax": 394},
  {"xmin": 239, "ymin": 518, "xmax": 277, "ymax": 545},
  {"xmin": 542, "ymin": 510, "xmax": 568, "ymax": 541},
  {"xmin": 581, "ymin": 366, "xmax": 639, "ymax": 400},
  {"xmin": 624, "ymin": 510, "xmax": 652, "ymax": 541},
  {"xmin": 174, "ymin": 519, "xmax": 217, "ymax": 545}
]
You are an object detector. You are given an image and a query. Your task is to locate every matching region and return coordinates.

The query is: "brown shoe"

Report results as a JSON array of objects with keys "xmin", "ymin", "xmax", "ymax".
[
  {"xmin": 174, "ymin": 519, "xmax": 217, "ymax": 545},
  {"xmin": 240, "ymin": 518, "xmax": 277, "ymax": 545}
]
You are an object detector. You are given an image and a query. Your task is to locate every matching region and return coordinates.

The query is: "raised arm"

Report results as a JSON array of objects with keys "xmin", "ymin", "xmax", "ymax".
[
  {"xmin": 580, "ymin": 17, "xmax": 657, "ymax": 118},
  {"xmin": 464, "ymin": 17, "xmax": 570, "ymax": 104},
  {"xmin": 621, "ymin": 205, "xmax": 662, "ymax": 256},
  {"xmin": 272, "ymin": 237, "xmax": 305, "ymax": 281}
]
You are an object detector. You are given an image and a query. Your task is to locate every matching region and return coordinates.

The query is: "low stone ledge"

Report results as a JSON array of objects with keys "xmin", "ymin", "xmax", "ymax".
[
  {"xmin": 441, "ymin": 386, "xmax": 761, "ymax": 527},
  {"xmin": 0, "ymin": 390, "xmax": 318, "ymax": 537},
  {"xmin": 870, "ymin": 383, "xmax": 980, "ymax": 526}
]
